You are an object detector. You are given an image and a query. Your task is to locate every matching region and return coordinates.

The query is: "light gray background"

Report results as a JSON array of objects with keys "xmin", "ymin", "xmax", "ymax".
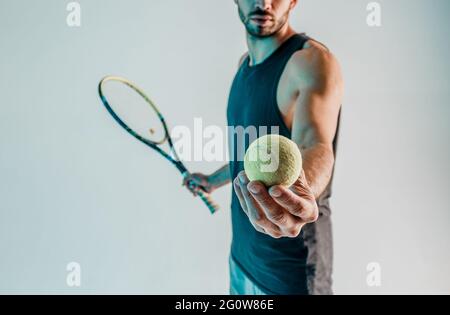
[{"xmin": 0, "ymin": 0, "xmax": 449, "ymax": 294}]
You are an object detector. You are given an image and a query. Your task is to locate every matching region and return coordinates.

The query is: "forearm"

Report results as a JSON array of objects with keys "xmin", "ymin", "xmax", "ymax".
[
  {"xmin": 208, "ymin": 164, "xmax": 231, "ymax": 188},
  {"xmin": 301, "ymin": 143, "xmax": 335, "ymax": 199}
]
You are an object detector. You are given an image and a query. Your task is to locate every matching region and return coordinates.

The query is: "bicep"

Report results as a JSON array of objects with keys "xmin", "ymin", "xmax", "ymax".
[{"xmin": 291, "ymin": 54, "xmax": 343, "ymax": 150}]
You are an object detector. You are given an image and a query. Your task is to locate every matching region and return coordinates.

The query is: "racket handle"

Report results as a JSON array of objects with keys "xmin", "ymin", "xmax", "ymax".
[
  {"xmin": 196, "ymin": 190, "xmax": 220, "ymax": 214},
  {"xmin": 184, "ymin": 175, "xmax": 219, "ymax": 214}
]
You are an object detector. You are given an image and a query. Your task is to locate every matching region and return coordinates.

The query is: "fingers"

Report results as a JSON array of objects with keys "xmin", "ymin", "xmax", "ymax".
[
  {"xmin": 269, "ymin": 185, "xmax": 318, "ymax": 223},
  {"xmin": 247, "ymin": 181, "xmax": 304, "ymax": 237},
  {"xmin": 235, "ymin": 172, "xmax": 282, "ymax": 238},
  {"xmin": 233, "ymin": 177, "xmax": 248, "ymax": 216},
  {"xmin": 182, "ymin": 174, "xmax": 203, "ymax": 197},
  {"xmin": 233, "ymin": 169, "xmax": 319, "ymax": 238},
  {"xmin": 233, "ymin": 176, "xmax": 266, "ymax": 234},
  {"xmin": 291, "ymin": 169, "xmax": 314, "ymax": 198},
  {"xmin": 234, "ymin": 176, "xmax": 265, "ymax": 234}
]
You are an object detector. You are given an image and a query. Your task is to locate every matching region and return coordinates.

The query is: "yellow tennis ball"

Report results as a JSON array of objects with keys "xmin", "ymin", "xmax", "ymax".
[{"xmin": 244, "ymin": 135, "xmax": 302, "ymax": 187}]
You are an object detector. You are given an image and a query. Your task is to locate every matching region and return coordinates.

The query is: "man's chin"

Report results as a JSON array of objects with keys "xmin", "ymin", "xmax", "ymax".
[{"xmin": 246, "ymin": 26, "xmax": 275, "ymax": 38}]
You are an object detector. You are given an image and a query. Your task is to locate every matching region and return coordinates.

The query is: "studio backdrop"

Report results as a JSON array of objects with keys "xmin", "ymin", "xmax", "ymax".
[{"xmin": 0, "ymin": 0, "xmax": 449, "ymax": 294}]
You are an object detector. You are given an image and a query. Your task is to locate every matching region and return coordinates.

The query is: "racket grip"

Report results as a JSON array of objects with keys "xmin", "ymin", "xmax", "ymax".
[
  {"xmin": 196, "ymin": 190, "xmax": 220, "ymax": 214},
  {"xmin": 184, "ymin": 175, "xmax": 219, "ymax": 214}
]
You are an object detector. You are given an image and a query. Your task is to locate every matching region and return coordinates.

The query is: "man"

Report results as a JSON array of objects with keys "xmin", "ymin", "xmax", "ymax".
[{"xmin": 184, "ymin": 0, "xmax": 343, "ymax": 295}]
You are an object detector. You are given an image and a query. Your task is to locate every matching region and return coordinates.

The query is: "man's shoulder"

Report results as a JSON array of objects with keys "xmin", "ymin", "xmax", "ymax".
[
  {"xmin": 292, "ymin": 38, "xmax": 338, "ymax": 73},
  {"xmin": 289, "ymin": 37, "xmax": 342, "ymax": 88},
  {"xmin": 238, "ymin": 52, "xmax": 249, "ymax": 68}
]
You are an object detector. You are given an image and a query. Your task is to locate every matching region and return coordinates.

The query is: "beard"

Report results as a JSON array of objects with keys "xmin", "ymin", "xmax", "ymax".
[{"xmin": 238, "ymin": 7, "xmax": 290, "ymax": 38}]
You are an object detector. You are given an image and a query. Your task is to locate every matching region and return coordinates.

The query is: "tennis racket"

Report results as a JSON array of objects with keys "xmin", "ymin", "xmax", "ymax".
[{"xmin": 98, "ymin": 76, "xmax": 219, "ymax": 214}]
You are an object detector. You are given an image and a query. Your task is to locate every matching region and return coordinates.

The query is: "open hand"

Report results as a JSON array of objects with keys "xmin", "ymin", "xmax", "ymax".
[{"xmin": 233, "ymin": 170, "xmax": 319, "ymax": 238}]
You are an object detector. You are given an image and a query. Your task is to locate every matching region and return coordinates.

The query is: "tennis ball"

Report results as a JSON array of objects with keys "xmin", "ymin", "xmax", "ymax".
[{"xmin": 244, "ymin": 135, "xmax": 302, "ymax": 187}]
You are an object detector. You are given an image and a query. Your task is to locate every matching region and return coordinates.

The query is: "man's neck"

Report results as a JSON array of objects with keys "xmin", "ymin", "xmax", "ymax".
[{"xmin": 246, "ymin": 25, "xmax": 296, "ymax": 66}]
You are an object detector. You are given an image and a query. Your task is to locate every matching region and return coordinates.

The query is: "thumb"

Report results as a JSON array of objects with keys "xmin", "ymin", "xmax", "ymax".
[
  {"xmin": 290, "ymin": 169, "xmax": 314, "ymax": 198},
  {"xmin": 182, "ymin": 175, "xmax": 192, "ymax": 187}
]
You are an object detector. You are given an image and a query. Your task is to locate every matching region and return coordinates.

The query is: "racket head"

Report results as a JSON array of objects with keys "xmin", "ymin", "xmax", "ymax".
[{"xmin": 98, "ymin": 76, "xmax": 168, "ymax": 146}]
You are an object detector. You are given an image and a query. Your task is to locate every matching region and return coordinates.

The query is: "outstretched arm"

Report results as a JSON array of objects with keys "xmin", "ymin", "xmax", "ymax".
[
  {"xmin": 234, "ymin": 43, "xmax": 343, "ymax": 238},
  {"xmin": 291, "ymin": 42, "xmax": 343, "ymax": 198}
]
